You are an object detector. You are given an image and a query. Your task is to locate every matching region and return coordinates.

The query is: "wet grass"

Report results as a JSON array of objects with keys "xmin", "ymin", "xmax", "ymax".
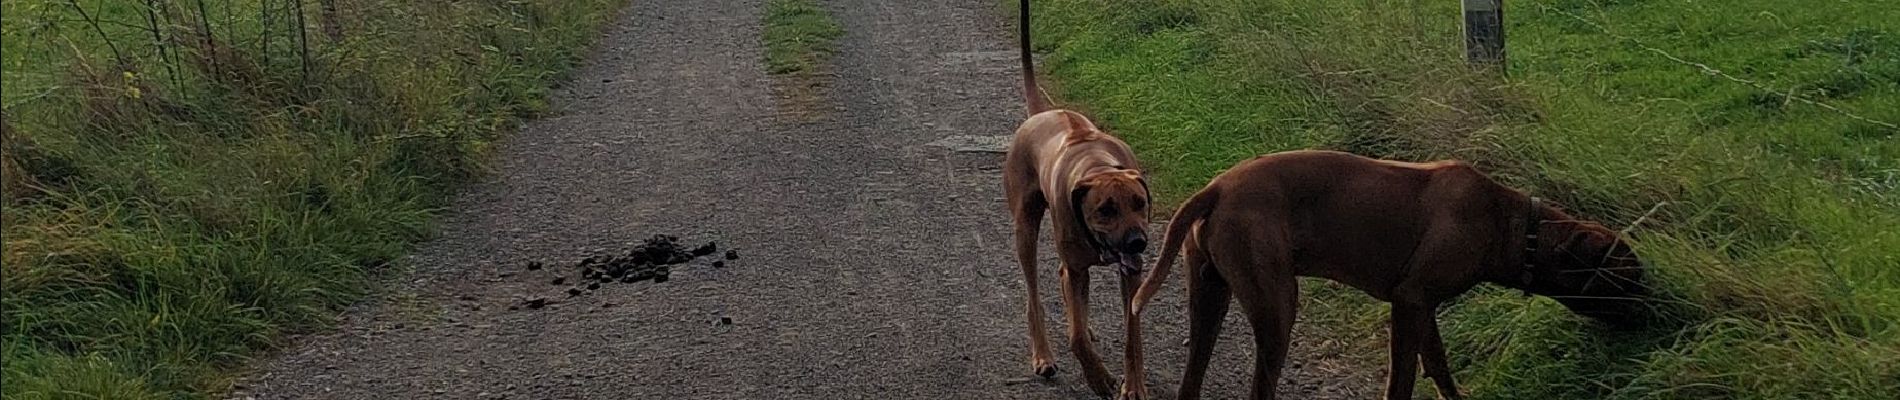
[{"xmin": 1022, "ymin": 0, "xmax": 1899, "ymax": 398}]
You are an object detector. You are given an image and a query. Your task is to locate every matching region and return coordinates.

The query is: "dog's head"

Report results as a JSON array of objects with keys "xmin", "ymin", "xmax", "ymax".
[
  {"xmin": 1524, "ymin": 220, "xmax": 1650, "ymax": 328},
  {"xmin": 1070, "ymin": 169, "xmax": 1152, "ymax": 275}
]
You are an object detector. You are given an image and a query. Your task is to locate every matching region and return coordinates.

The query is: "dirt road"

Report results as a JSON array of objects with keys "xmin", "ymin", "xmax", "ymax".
[{"xmin": 234, "ymin": 1, "xmax": 1374, "ymax": 398}]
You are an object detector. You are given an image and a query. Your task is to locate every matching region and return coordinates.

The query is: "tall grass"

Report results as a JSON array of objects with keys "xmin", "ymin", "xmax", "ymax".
[
  {"xmin": 0, "ymin": 0, "xmax": 626, "ymax": 398},
  {"xmin": 1022, "ymin": 0, "xmax": 1899, "ymax": 398}
]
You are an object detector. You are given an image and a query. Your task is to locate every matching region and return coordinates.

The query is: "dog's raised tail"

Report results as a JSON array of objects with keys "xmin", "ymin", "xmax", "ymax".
[
  {"xmin": 1131, "ymin": 184, "xmax": 1221, "ymax": 316},
  {"xmin": 1019, "ymin": 0, "xmax": 1051, "ymax": 115}
]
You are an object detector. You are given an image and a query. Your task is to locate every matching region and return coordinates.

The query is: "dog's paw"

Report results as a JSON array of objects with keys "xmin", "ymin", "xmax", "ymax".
[
  {"xmin": 1115, "ymin": 382, "xmax": 1149, "ymax": 400},
  {"xmin": 1032, "ymin": 359, "xmax": 1057, "ymax": 378}
]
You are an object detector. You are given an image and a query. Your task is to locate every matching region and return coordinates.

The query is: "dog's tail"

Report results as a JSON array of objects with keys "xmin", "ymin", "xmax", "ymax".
[
  {"xmin": 1019, "ymin": 0, "xmax": 1052, "ymax": 115},
  {"xmin": 1131, "ymin": 184, "xmax": 1221, "ymax": 316}
]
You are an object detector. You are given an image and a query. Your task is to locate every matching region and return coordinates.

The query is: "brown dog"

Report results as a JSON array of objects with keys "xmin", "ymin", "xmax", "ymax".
[
  {"xmin": 1128, "ymin": 150, "xmax": 1648, "ymax": 400},
  {"xmin": 1002, "ymin": 1, "xmax": 1154, "ymax": 398}
]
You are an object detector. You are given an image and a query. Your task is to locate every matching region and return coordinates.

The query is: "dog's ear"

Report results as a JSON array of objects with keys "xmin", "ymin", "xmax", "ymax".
[
  {"xmin": 1070, "ymin": 183, "xmax": 1092, "ymax": 230},
  {"xmin": 1557, "ymin": 228, "xmax": 1590, "ymax": 256},
  {"xmin": 1137, "ymin": 173, "xmax": 1153, "ymax": 220},
  {"xmin": 1534, "ymin": 222, "xmax": 1580, "ymax": 264}
]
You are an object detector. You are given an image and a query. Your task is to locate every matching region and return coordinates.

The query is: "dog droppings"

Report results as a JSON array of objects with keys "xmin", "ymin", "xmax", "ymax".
[
  {"xmin": 509, "ymin": 235, "xmax": 731, "ymax": 311},
  {"xmin": 692, "ymin": 242, "xmax": 718, "ymax": 257}
]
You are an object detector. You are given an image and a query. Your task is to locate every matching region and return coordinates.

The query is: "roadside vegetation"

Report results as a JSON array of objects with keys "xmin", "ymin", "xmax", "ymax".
[
  {"xmin": 1, "ymin": 0, "xmax": 626, "ymax": 398},
  {"xmin": 762, "ymin": 0, "xmax": 844, "ymax": 76},
  {"xmin": 1024, "ymin": 0, "xmax": 1898, "ymax": 398}
]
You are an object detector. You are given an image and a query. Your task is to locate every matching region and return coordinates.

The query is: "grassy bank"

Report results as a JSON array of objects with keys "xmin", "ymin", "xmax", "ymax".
[
  {"xmin": 1023, "ymin": 0, "xmax": 1898, "ymax": 398},
  {"xmin": 762, "ymin": 0, "xmax": 843, "ymax": 75},
  {"xmin": 1, "ymin": 0, "xmax": 625, "ymax": 398}
]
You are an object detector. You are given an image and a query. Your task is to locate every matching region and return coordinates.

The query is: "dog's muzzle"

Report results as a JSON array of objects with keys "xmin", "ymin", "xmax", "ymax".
[
  {"xmin": 1096, "ymin": 250, "xmax": 1144, "ymax": 275},
  {"xmin": 1101, "ymin": 231, "xmax": 1148, "ymax": 275},
  {"xmin": 1115, "ymin": 254, "xmax": 1143, "ymax": 276},
  {"xmin": 1102, "ymin": 231, "xmax": 1140, "ymax": 274}
]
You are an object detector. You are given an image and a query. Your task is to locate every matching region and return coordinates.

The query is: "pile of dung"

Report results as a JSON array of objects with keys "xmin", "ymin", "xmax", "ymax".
[{"xmin": 512, "ymin": 234, "xmax": 739, "ymax": 310}]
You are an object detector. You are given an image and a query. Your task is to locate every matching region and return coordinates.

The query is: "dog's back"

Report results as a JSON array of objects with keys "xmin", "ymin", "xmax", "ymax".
[
  {"xmin": 1006, "ymin": 110, "xmax": 1140, "ymax": 190},
  {"xmin": 1199, "ymin": 150, "xmax": 1514, "ymax": 297}
]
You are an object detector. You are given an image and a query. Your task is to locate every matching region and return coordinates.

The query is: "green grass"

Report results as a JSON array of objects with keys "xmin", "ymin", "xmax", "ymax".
[
  {"xmin": 762, "ymin": 0, "xmax": 844, "ymax": 75},
  {"xmin": 1022, "ymin": 0, "xmax": 1899, "ymax": 398},
  {"xmin": 0, "ymin": 0, "xmax": 627, "ymax": 398}
]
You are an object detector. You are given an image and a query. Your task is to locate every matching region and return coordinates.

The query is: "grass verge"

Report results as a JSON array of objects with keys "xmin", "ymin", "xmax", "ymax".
[
  {"xmin": 1, "ymin": 0, "xmax": 627, "ymax": 398},
  {"xmin": 762, "ymin": 0, "xmax": 844, "ymax": 75},
  {"xmin": 1022, "ymin": 0, "xmax": 1899, "ymax": 398}
]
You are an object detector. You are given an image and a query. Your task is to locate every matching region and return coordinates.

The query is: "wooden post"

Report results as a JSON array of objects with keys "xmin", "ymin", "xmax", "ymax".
[{"xmin": 1463, "ymin": 0, "xmax": 1506, "ymax": 72}]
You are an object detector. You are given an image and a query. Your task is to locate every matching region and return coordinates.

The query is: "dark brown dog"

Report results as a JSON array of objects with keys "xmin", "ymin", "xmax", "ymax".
[
  {"xmin": 1003, "ymin": 1, "xmax": 1153, "ymax": 398},
  {"xmin": 1128, "ymin": 150, "xmax": 1648, "ymax": 400}
]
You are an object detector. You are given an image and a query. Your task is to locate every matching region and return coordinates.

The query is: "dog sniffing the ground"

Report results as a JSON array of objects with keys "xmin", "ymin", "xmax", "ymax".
[{"xmin": 1128, "ymin": 150, "xmax": 1648, "ymax": 400}]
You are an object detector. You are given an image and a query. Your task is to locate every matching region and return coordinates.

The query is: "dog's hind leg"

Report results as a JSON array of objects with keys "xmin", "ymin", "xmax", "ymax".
[
  {"xmin": 1236, "ymin": 277, "xmax": 1297, "ymax": 400},
  {"xmin": 1011, "ymin": 195, "xmax": 1057, "ymax": 378},
  {"xmin": 1177, "ymin": 252, "xmax": 1230, "ymax": 400},
  {"xmin": 1217, "ymin": 230, "xmax": 1298, "ymax": 399}
]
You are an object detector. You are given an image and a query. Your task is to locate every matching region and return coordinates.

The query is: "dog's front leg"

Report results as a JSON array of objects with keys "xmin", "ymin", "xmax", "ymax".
[
  {"xmin": 1060, "ymin": 262, "xmax": 1117, "ymax": 396},
  {"xmin": 1012, "ymin": 200, "xmax": 1058, "ymax": 378},
  {"xmin": 1117, "ymin": 271, "xmax": 1148, "ymax": 400},
  {"xmin": 1416, "ymin": 304, "xmax": 1465, "ymax": 400},
  {"xmin": 1384, "ymin": 303, "xmax": 1430, "ymax": 400}
]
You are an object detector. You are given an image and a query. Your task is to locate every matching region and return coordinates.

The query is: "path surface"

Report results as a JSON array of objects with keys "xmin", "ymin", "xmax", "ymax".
[{"xmin": 234, "ymin": 1, "xmax": 1375, "ymax": 398}]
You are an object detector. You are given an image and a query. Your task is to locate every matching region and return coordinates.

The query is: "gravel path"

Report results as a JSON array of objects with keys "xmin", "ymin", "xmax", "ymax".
[{"xmin": 233, "ymin": 1, "xmax": 1376, "ymax": 398}]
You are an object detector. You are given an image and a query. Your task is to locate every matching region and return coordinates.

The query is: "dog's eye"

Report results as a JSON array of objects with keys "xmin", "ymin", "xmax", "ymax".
[{"xmin": 1129, "ymin": 198, "xmax": 1146, "ymax": 211}]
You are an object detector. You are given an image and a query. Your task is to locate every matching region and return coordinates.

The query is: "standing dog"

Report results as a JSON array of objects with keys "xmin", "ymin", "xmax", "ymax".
[
  {"xmin": 1128, "ymin": 150, "xmax": 1648, "ymax": 400},
  {"xmin": 1003, "ymin": 1, "xmax": 1153, "ymax": 398}
]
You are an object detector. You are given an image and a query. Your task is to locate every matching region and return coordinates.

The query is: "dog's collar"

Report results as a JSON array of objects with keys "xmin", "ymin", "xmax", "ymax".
[{"xmin": 1521, "ymin": 196, "xmax": 1544, "ymax": 286}]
